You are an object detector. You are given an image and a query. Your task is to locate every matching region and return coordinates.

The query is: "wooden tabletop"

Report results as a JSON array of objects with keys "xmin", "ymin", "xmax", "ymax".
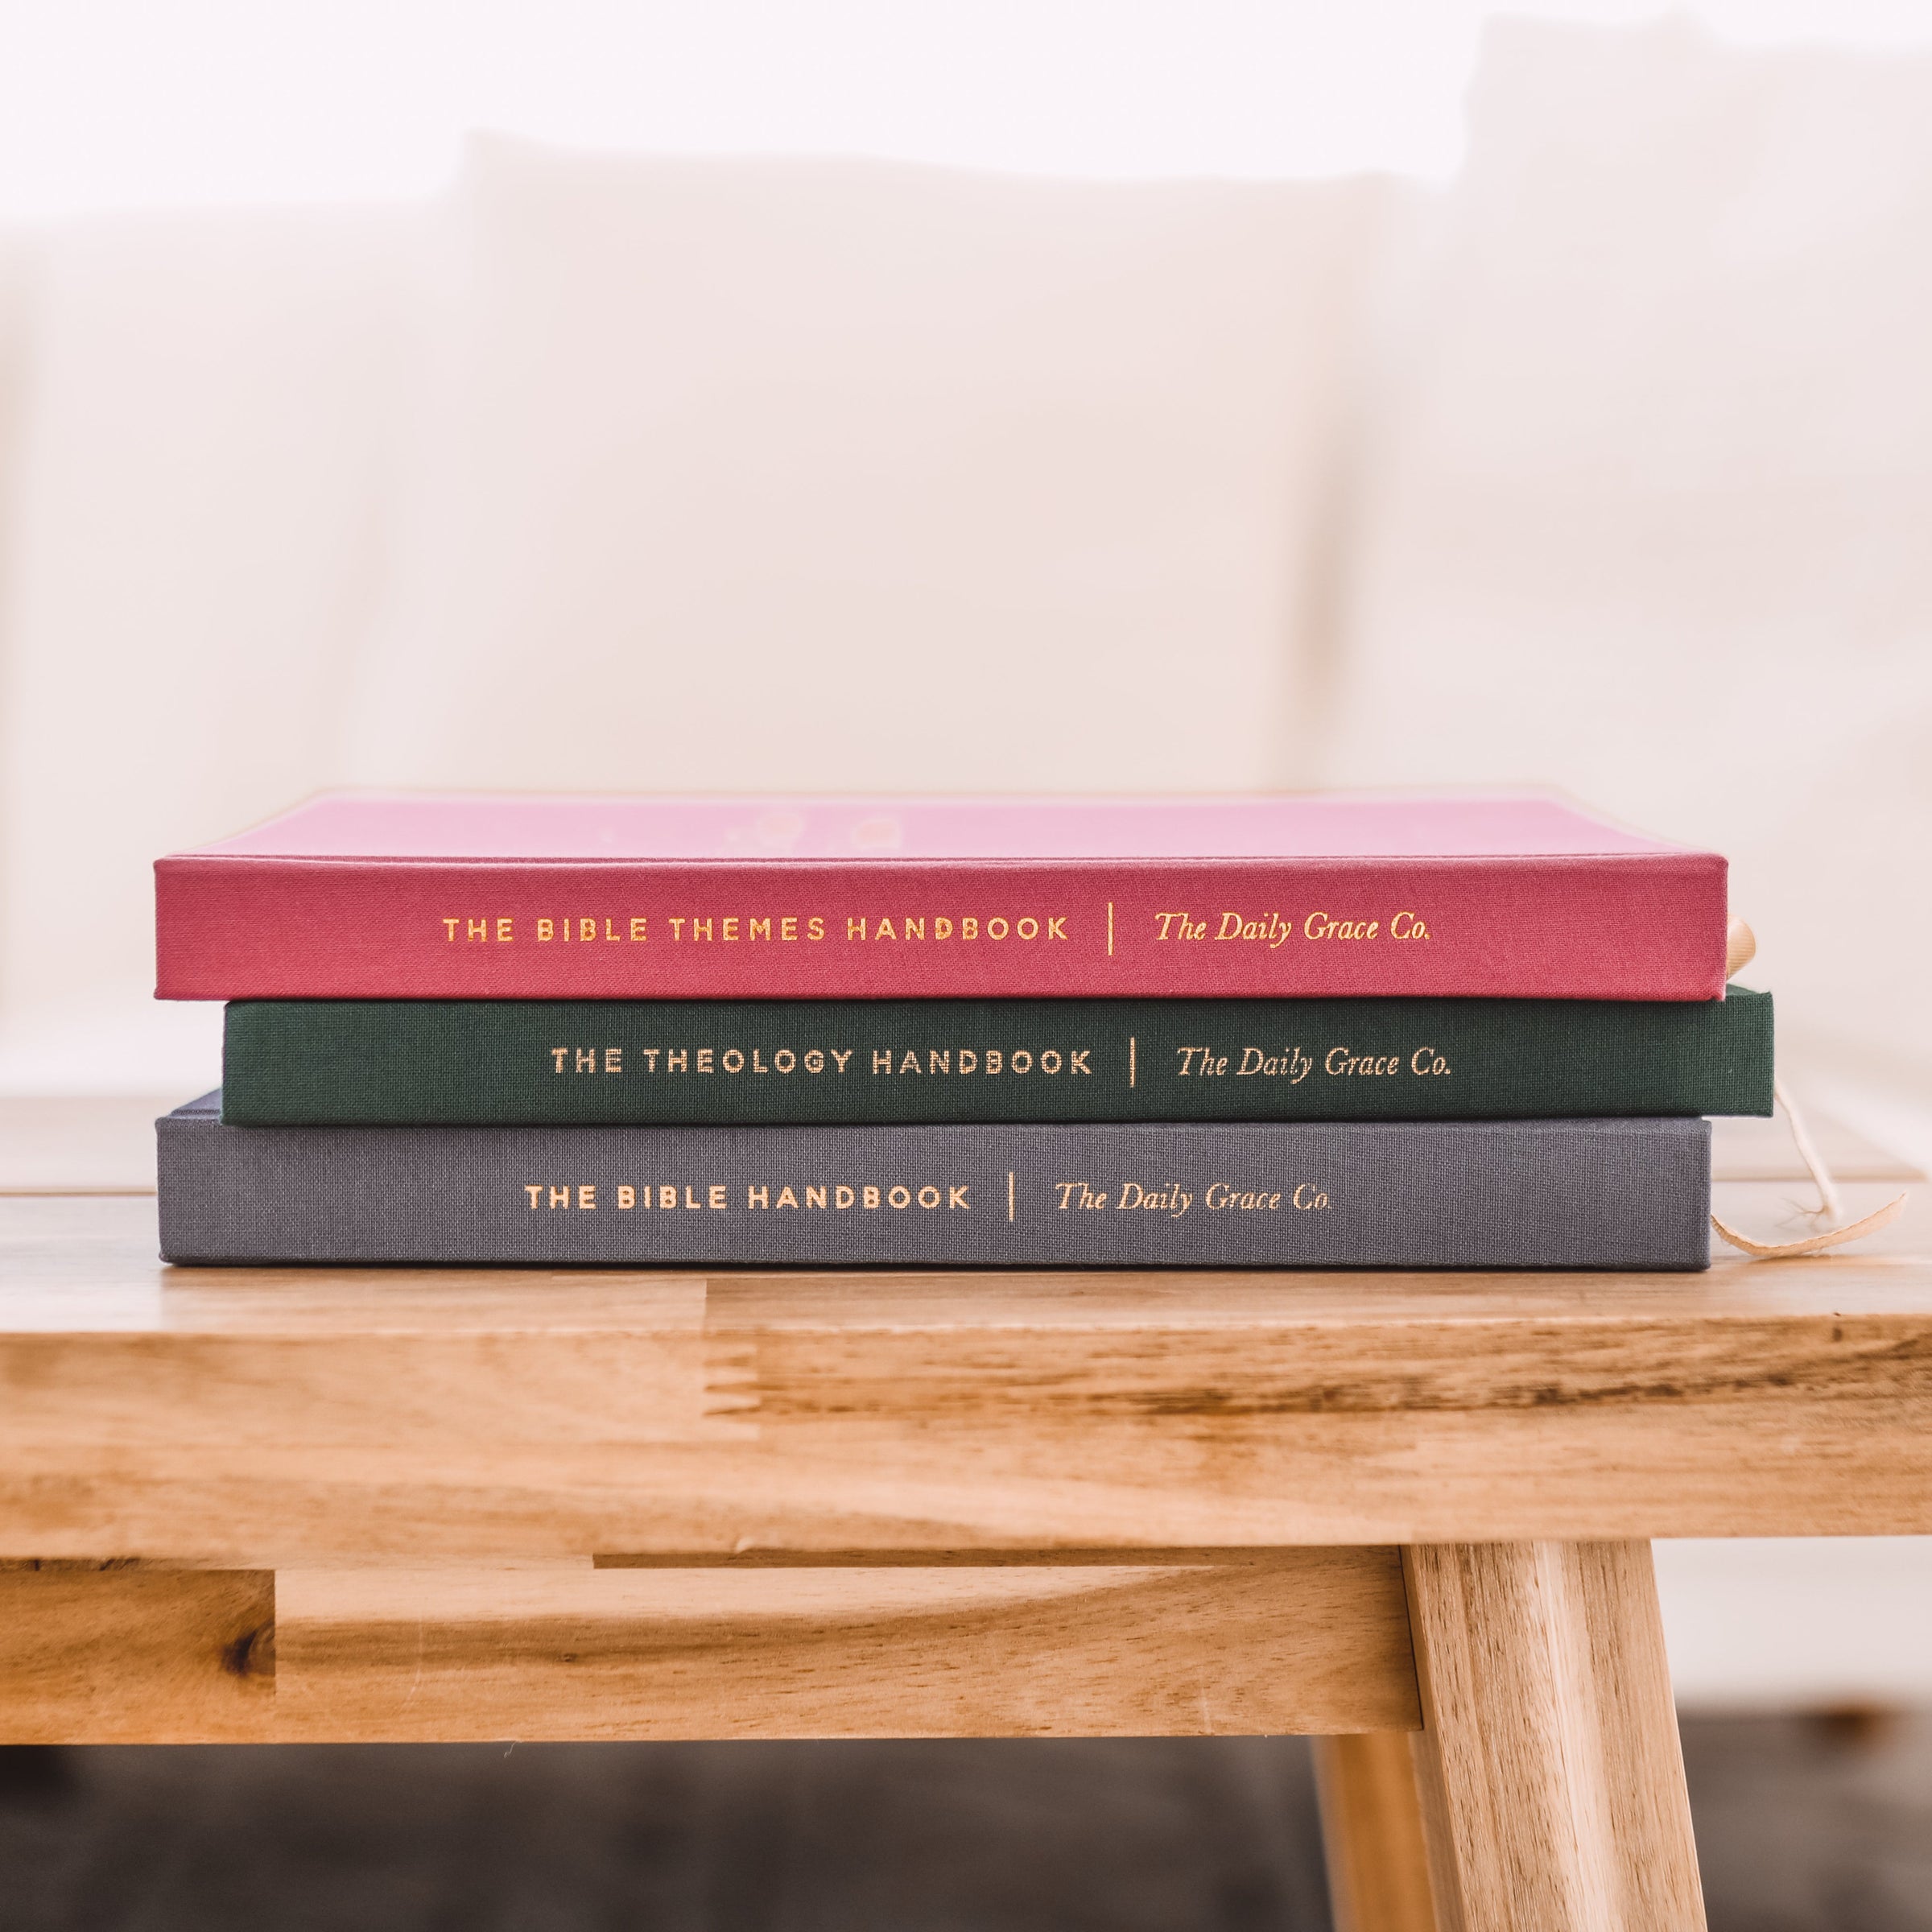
[
  {"xmin": 2, "ymin": 1096, "xmax": 1927, "ymax": 1861},
  {"xmin": 3, "ymin": 1167, "xmax": 1928, "ymax": 1564},
  {"xmin": 11, "ymin": 1100, "xmax": 1920, "ymax": 1932}
]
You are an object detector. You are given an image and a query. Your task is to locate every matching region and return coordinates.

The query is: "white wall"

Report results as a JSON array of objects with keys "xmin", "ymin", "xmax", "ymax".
[{"xmin": 4, "ymin": 0, "xmax": 1931, "ymax": 220}]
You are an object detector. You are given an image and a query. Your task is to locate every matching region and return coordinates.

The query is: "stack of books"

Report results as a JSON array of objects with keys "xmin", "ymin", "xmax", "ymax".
[{"xmin": 152, "ymin": 794, "xmax": 1769, "ymax": 1270}]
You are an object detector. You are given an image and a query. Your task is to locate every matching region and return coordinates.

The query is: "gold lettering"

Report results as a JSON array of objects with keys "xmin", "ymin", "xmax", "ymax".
[{"xmin": 1305, "ymin": 913, "xmax": 1379, "ymax": 941}]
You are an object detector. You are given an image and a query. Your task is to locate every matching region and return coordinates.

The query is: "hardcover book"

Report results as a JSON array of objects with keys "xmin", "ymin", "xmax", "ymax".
[
  {"xmin": 218, "ymin": 987, "xmax": 1773, "ymax": 1127},
  {"xmin": 154, "ymin": 792, "xmax": 1728, "ymax": 1001},
  {"xmin": 157, "ymin": 1097, "xmax": 1713, "ymax": 1271}
]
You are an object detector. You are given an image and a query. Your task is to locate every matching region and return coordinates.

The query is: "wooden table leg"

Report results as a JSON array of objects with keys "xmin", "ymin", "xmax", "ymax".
[
  {"xmin": 1315, "ymin": 1731, "xmax": 1439, "ymax": 1932},
  {"xmin": 1402, "ymin": 1541, "xmax": 1706, "ymax": 1932}
]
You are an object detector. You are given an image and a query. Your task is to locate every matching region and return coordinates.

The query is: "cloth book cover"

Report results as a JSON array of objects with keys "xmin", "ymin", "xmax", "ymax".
[
  {"xmin": 158, "ymin": 1096, "xmax": 1712, "ymax": 1270},
  {"xmin": 219, "ymin": 987, "xmax": 1773, "ymax": 1127},
  {"xmin": 154, "ymin": 791, "xmax": 1728, "ymax": 1001}
]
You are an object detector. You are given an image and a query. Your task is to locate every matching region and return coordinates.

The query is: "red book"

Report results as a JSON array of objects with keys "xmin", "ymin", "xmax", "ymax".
[{"xmin": 154, "ymin": 791, "xmax": 1728, "ymax": 1001}]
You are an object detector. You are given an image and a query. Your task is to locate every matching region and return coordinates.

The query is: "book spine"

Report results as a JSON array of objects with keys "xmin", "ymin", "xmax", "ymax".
[
  {"xmin": 158, "ymin": 1112, "xmax": 1712, "ymax": 1270},
  {"xmin": 155, "ymin": 852, "xmax": 1728, "ymax": 1000},
  {"xmin": 220, "ymin": 991, "xmax": 1774, "ymax": 1126}
]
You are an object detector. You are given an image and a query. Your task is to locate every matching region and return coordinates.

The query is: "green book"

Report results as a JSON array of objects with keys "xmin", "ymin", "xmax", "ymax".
[{"xmin": 221, "ymin": 989, "xmax": 1772, "ymax": 1126}]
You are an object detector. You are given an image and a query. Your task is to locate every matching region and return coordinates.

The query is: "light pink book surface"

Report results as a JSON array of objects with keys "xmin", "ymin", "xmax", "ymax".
[{"xmin": 155, "ymin": 791, "xmax": 1728, "ymax": 1000}]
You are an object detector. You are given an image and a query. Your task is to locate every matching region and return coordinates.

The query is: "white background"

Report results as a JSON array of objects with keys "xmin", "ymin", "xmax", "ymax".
[{"xmin": 2, "ymin": 0, "xmax": 1931, "ymax": 217}]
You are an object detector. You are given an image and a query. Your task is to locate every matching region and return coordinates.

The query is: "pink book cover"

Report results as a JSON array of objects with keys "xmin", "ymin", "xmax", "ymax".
[{"xmin": 154, "ymin": 791, "xmax": 1728, "ymax": 1001}]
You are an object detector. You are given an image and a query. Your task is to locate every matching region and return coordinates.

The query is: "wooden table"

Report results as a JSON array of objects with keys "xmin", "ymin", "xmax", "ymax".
[{"xmin": 3, "ymin": 1101, "xmax": 1928, "ymax": 1931}]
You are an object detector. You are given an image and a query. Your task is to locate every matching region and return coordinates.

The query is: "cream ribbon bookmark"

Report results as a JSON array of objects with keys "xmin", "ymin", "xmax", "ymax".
[
  {"xmin": 1708, "ymin": 919, "xmax": 1908, "ymax": 1259},
  {"xmin": 1711, "ymin": 1191, "xmax": 1906, "ymax": 1260},
  {"xmin": 1710, "ymin": 1079, "xmax": 1909, "ymax": 1259}
]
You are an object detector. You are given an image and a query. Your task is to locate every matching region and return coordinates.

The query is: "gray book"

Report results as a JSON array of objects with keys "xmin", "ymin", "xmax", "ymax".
[{"xmin": 157, "ymin": 1095, "xmax": 1711, "ymax": 1270}]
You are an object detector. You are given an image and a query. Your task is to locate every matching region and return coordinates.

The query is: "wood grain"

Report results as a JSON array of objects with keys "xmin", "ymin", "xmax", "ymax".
[
  {"xmin": 1314, "ymin": 1731, "xmax": 1440, "ymax": 1932},
  {"xmin": 0, "ymin": 1552, "xmax": 1416, "ymax": 1744},
  {"xmin": 0, "ymin": 1563, "xmax": 274, "ymax": 1742},
  {"xmin": 3, "ymin": 1191, "xmax": 1930, "ymax": 1562},
  {"xmin": 1405, "ymin": 1542, "xmax": 1705, "ymax": 1932},
  {"xmin": 272, "ymin": 1550, "xmax": 1417, "ymax": 1743}
]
